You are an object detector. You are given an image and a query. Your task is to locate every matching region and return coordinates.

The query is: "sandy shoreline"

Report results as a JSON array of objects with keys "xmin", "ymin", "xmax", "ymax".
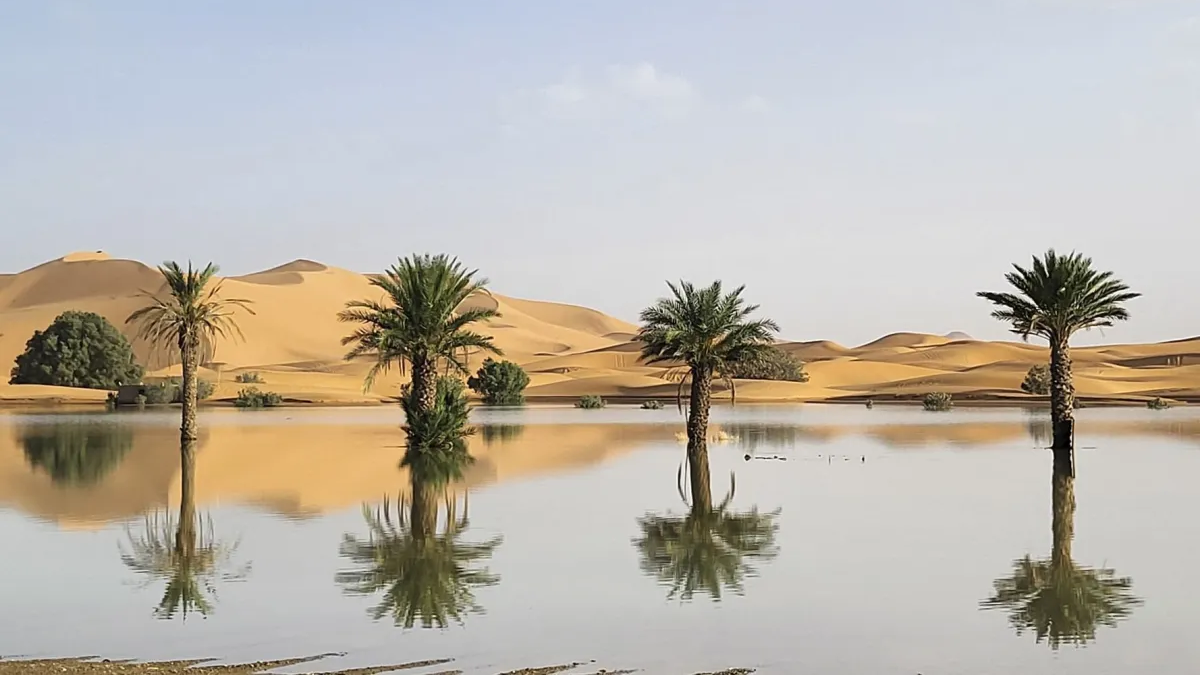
[{"xmin": 0, "ymin": 657, "xmax": 744, "ymax": 675}]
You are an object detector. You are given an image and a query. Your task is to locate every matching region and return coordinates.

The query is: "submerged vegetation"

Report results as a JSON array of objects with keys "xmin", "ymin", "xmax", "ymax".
[
  {"xmin": 641, "ymin": 400, "xmax": 664, "ymax": 410},
  {"xmin": 467, "ymin": 357, "xmax": 529, "ymax": 405},
  {"xmin": 1147, "ymin": 397, "xmax": 1171, "ymax": 410},
  {"xmin": 576, "ymin": 394, "xmax": 606, "ymax": 409},
  {"xmin": 923, "ymin": 392, "xmax": 953, "ymax": 411},
  {"xmin": 233, "ymin": 387, "xmax": 283, "ymax": 409}
]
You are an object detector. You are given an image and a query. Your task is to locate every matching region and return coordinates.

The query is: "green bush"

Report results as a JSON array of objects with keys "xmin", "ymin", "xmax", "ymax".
[
  {"xmin": 401, "ymin": 376, "xmax": 475, "ymax": 484},
  {"xmin": 722, "ymin": 346, "xmax": 809, "ymax": 382},
  {"xmin": 865, "ymin": 399, "xmax": 874, "ymax": 409},
  {"xmin": 142, "ymin": 377, "xmax": 215, "ymax": 405},
  {"xmin": 8, "ymin": 311, "xmax": 143, "ymax": 389},
  {"xmin": 1021, "ymin": 364, "xmax": 1050, "ymax": 395},
  {"xmin": 576, "ymin": 395, "xmax": 606, "ymax": 409},
  {"xmin": 234, "ymin": 387, "xmax": 283, "ymax": 409},
  {"xmin": 234, "ymin": 372, "xmax": 264, "ymax": 384},
  {"xmin": 1147, "ymin": 397, "xmax": 1171, "ymax": 410},
  {"xmin": 467, "ymin": 358, "xmax": 530, "ymax": 405},
  {"xmin": 923, "ymin": 392, "xmax": 953, "ymax": 411},
  {"xmin": 640, "ymin": 400, "xmax": 664, "ymax": 410}
]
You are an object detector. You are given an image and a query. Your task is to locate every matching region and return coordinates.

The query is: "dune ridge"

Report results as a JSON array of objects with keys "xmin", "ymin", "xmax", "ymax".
[{"xmin": 2, "ymin": 253, "xmax": 1199, "ymax": 404}]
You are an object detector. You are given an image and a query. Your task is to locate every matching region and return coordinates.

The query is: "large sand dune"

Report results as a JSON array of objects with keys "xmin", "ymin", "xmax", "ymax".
[{"xmin": 2, "ymin": 252, "xmax": 1199, "ymax": 405}]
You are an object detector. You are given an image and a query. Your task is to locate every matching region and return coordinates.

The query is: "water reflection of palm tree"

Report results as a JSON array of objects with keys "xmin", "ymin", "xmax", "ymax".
[
  {"xmin": 337, "ymin": 486, "xmax": 501, "ymax": 628},
  {"xmin": 337, "ymin": 377, "xmax": 502, "ymax": 628},
  {"xmin": 20, "ymin": 421, "xmax": 134, "ymax": 486},
  {"xmin": 120, "ymin": 440, "xmax": 248, "ymax": 619},
  {"xmin": 982, "ymin": 468, "xmax": 1141, "ymax": 648},
  {"xmin": 634, "ymin": 477, "xmax": 780, "ymax": 601}
]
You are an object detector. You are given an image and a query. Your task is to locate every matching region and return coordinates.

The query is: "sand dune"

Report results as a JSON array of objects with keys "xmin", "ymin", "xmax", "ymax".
[{"xmin": 2, "ymin": 252, "xmax": 1200, "ymax": 405}]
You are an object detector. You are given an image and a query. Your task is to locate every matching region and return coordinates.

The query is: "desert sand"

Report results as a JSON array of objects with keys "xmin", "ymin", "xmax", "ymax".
[{"xmin": 2, "ymin": 252, "xmax": 1199, "ymax": 405}]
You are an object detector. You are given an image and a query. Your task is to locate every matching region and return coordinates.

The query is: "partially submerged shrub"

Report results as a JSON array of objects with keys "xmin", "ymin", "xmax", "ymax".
[
  {"xmin": 143, "ymin": 377, "xmax": 215, "ymax": 405},
  {"xmin": 1021, "ymin": 364, "xmax": 1050, "ymax": 395},
  {"xmin": 105, "ymin": 392, "xmax": 119, "ymax": 411},
  {"xmin": 134, "ymin": 393, "xmax": 147, "ymax": 409},
  {"xmin": 234, "ymin": 387, "xmax": 283, "ymax": 409},
  {"xmin": 576, "ymin": 395, "xmax": 606, "ymax": 409},
  {"xmin": 641, "ymin": 400, "xmax": 664, "ymax": 410},
  {"xmin": 923, "ymin": 392, "xmax": 953, "ymax": 411},
  {"xmin": 401, "ymin": 376, "xmax": 475, "ymax": 484},
  {"xmin": 722, "ymin": 346, "xmax": 809, "ymax": 383},
  {"xmin": 1147, "ymin": 397, "xmax": 1171, "ymax": 410},
  {"xmin": 467, "ymin": 358, "xmax": 530, "ymax": 405},
  {"xmin": 234, "ymin": 372, "xmax": 264, "ymax": 384},
  {"xmin": 865, "ymin": 399, "xmax": 874, "ymax": 409}
]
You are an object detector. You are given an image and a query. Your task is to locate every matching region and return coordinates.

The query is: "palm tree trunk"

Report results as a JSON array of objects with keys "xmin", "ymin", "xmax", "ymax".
[
  {"xmin": 410, "ymin": 474, "xmax": 439, "ymax": 540},
  {"xmin": 411, "ymin": 356, "xmax": 438, "ymax": 414},
  {"xmin": 1051, "ymin": 467, "xmax": 1074, "ymax": 568},
  {"xmin": 179, "ymin": 337, "xmax": 199, "ymax": 445},
  {"xmin": 175, "ymin": 438, "xmax": 197, "ymax": 557},
  {"xmin": 1049, "ymin": 336, "xmax": 1076, "ymax": 463},
  {"xmin": 687, "ymin": 366, "xmax": 714, "ymax": 514}
]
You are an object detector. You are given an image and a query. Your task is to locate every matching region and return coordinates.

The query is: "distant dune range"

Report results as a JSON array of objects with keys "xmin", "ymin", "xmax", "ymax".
[{"xmin": 2, "ymin": 251, "xmax": 1200, "ymax": 405}]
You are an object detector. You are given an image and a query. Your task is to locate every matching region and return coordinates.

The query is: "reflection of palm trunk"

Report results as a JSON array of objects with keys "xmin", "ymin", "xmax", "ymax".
[
  {"xmin": 687, "ymin": 367, "xmax": 713, "ymax": 513},
  {"xmin": 175, "ymin": 439, "xmax": 197, "ymax": 557},
  {"xmin": 410, "ymin": 474, "xmax": 439, "ymax": 541},
  {"xmin": 1051, "ymin": 469, "xmax": 1075, "ymax": 568}
]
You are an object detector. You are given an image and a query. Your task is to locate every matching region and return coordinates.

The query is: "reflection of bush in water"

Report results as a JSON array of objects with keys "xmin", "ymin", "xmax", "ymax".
[
  {"xmin": 721, "ymin": 424, "xmax": 804, "ymax": 451},
  {"xmin": 20, "ymin": 422, "xmax": 134, "ymax": 486},
  {"xmin": 1026, "ymin": 418, "xmax": 1052, "ymax": 447},
  {"xmin": 479, "ymin": 424, "xmax": 524, "ymax": 445}
]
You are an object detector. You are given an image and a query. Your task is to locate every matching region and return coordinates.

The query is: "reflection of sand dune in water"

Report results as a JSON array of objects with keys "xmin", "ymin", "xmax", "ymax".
[
  {"xmin": 7, "ymin": 416, "xmax": 1200, "ymax": 527},
  {"xmin": 0, "ymin": 421, "xmax": 675, "ymax": 526}
]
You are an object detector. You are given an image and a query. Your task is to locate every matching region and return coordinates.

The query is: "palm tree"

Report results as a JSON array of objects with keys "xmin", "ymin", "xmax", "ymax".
[
  {"xmin": 126, "ymin": 261, "xmax": 253, "ymax": 513},
  {"xmin": 336, "ymin": 484, "xmax": 502, "ymax": 628},
  {"xmin": 977, "ymin": 250, "xmax": 1139, "ymax": 466},
  {"xmin": 338, "ymin": 254, "xmax": 501, "ymax": 412},
  {"xmin": 638, "ymin": 280, "xmax": 778, "ymax": 512},
  {"xmin": 981, "ymin": 469, "xmax": 1141, "ymax": 648}
]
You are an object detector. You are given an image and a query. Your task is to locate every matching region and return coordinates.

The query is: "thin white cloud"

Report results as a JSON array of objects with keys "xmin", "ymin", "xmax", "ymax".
[
  {"xmin": 501, "ymin": 63, "xmax": 698, "ymax": 127},
  {"xmin": 606, "ymin": 63, "xmax": 695, "ymax": 101},
  {"xmin": 740, "ymin": 94, "xmax": 771, "ymax": 113}
]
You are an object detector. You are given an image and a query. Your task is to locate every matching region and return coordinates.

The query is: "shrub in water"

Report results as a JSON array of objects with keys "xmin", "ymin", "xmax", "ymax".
[
  {"xmin": 640, "ymin": 400, "xmax": 664, "ymax": 410},
  {"xmin": 576, "ymin": 395, "xmax": 605, "ymax": 409},
  {"xmin": 1147, "ymin": 397, "xmax": 1170, "ymax": 410},
  {"xmin": 234, "ymin": 371, "xmax": 264, "ymax": 384},
  {"xmin": 923, "ymin": 392, "xmax": 953, "ymax": 411},
  {"xmin": 234, "ymin": 387, "xmax": 283, "ymax": 409},
  {"xmin": 1021, "ymin": 364, "xmax": 1051, "ymax": 395},
  {"xmin": 865, "ymin": 399, "xmax": 874, "ymax": 409},
  {"xmin": 467, "ymin": 358, "xmax": 530, "ymax": 405}
]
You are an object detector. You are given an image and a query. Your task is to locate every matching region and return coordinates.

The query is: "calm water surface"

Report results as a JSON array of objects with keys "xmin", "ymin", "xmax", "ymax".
[{"xmin": 2, "ymin": 404, "xmax": 1199, "ymax": 674}]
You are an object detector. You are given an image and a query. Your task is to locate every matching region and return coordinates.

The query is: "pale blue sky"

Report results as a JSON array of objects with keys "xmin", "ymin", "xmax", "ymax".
[{"xmin": 2, "ymin": 0, "xmax": 1198, "ymax": 345}]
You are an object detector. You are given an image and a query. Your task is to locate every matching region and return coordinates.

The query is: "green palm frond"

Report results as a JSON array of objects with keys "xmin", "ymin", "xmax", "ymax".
[
  {"xmin": 637, "ymin": 280, "xmax": 779, "ymax": 408},
  {"xmin": 976, "ymin": 249, "xmax": 1139, "ymax": 344},
  {"xmin": 339, "ymin": 254, "xmax": 502, "ymax": 392},
  {"xmin": 126, "ymin": 261, "xmax": 254, "ymax": 365}
]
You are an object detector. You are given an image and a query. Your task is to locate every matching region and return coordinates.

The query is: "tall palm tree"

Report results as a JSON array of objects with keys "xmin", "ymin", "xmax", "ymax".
[
  {"xmin": 126, "ymin": 261, "xmax": 253, "ymax": 514},
  {"xmin": 977, "ymin": 250, "xmax": 1138, "ymax": 465},
  {"xmin": 338, "ymin": 254, "xmax": 501, "ymax": 412},
  {"xmin": 981, "ymin": 468, "xmax": 1141, "ymax": 648},
  {"xmin": 638, "ymin": 280, "xmax": 778, "ymax": 512}
]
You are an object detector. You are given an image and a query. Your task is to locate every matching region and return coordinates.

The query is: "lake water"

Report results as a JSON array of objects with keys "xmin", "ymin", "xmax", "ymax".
[{"xmin": 2, "ymin": 404, "xmax": 1200, "ymax": 674}]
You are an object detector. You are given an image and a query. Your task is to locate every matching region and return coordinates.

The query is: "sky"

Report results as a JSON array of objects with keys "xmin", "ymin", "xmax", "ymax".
[{"xmin": 2, "ymin": 0, "xmax": 1198, "ymax": 346}]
